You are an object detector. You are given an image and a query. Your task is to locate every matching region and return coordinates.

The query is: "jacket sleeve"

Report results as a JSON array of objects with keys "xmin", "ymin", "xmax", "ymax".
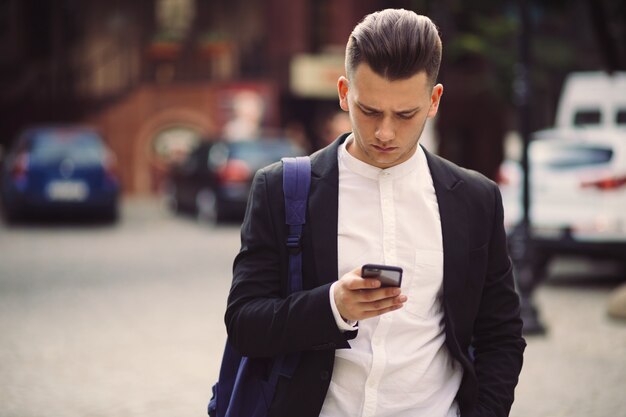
[
  {"xmin": 224, "ymin": 166, "xmax": 353, "ymax": 358},
  {"xmin": 467, "ymin": 183, "xmax": 526, "ymax": 417}
]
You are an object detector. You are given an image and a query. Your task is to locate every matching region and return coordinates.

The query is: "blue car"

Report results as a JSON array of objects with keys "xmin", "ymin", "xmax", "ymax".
[{"xmin": 1, "ymin": 126, "xmax": 120, "ymax": 222}]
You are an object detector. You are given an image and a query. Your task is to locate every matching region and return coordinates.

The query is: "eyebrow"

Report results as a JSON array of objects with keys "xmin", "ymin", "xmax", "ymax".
[{"xmin": 357, "ymin": 101, "xmax": 421, "ymax": 115}]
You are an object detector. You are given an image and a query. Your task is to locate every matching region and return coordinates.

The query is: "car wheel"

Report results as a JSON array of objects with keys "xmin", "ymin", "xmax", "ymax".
[
  {"xmin": 1, "ymin": 200, "xmax": 20, "ymax": 224},
  {"xmin": 102, "ymin": 204, "xmax": 119, "ymax": 223},
  {"xmin": 196, "ymin": 188, "xmax": 219, "ymax": 225}
]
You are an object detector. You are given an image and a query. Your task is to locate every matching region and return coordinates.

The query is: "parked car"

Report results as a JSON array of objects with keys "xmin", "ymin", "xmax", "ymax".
[
  {"xmin": 555, "ymin": 71, "xmax": 626, "ymax": 130},
  {"xmin": 164, "ymin": 138, "xmax": 305, "ymax": 224},
  {"xmin": 498, "ymin": 128, "xmax": 626, "ymax": 277},
  {"xmin": 1, "ymin": 125, "xmax": 120, "ymax": 222}
]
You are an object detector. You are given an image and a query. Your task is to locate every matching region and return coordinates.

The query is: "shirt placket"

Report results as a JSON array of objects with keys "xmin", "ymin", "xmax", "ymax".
[{"xmin": 362, "ymin": 171, "xmax": 396, "ymax": 417}]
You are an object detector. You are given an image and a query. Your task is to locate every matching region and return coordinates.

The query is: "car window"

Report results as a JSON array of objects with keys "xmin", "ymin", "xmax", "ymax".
[
  {"xmin": 208, "ymin": 143, "xmax": 230, "ymax": 169},
  {"xmin": 616, "ymin": 108, "xmax": 626, "ymax": 126},
  {"xmin": 29, "ymin": 131, "xmax": 105, "ymax": 166},
  {"xmin": 531, "ymin": 143, "xmax": 613, "ymax": 169},
  {"xmin": 573, "ymin": 109, "xmax": 601, "ymax": 126}
]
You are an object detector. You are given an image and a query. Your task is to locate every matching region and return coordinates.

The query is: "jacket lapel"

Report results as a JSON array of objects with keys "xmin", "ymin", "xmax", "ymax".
[
  {"xmin": 306, "ymin": 136, "xmax": 346, "ymax": 286},
  {"xmin": 424, "ymin": 148, "xmax": 469, "ymax": 305}
]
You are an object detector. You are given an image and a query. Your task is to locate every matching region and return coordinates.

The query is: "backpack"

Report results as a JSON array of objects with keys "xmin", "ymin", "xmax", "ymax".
[{"xmin": 208, "ymin": 156, "xmax": 312, "ymax": 417}]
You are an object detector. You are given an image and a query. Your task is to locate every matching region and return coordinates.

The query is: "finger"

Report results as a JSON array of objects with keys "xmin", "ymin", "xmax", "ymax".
[
  {"xmin": 359, "ymin": 294, "xmax": 407, "ymax": 312},
  {"xmin": 346, "ymin": 267, "xmax": 384, "ymax": 288},
  {"xmin": 338, "ymin": 294, "xmax": 406, "ymax": 322},
  {"xmin": 357, "ymin": 287, "xmax": 402, "ymax": 302},
  {"xmin": 349, "ymin": 277, "xmax": 381, "ymax": 290},
  {"xmin": 338, "ymin": 275, "xmax": 380, "ymax": 291},
  {"xmin": 359, "ymin": 303, "xmax": 404, "ymax": 320}
]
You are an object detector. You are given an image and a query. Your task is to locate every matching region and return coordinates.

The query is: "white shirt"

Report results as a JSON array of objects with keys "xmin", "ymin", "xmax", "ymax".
[{"xmin": 320, "ymin": 138, "xmax": 463, "ymax": 417}]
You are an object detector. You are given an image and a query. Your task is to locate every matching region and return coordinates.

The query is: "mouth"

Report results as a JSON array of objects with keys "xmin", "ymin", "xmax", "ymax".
[{"xmin": 372, "ymin": 144, "xmax": 396, "ymax": 153}]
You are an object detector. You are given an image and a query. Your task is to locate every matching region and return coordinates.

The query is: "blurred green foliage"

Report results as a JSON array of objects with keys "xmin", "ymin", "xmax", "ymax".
[{"xmin": 416, "ymin": 0, "xmax": 624, "ymax": 126}]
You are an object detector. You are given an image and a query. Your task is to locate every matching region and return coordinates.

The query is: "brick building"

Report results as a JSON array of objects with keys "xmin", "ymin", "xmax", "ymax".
[{"xmin": 0, "ymin": 0, "xmax": 414, "ymax": 194}]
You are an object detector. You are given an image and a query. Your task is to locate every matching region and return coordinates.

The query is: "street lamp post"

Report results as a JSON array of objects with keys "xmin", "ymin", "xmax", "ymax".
[{"xmin": 511, "ymin": 0, "xmax": 546, "ymax": 335}]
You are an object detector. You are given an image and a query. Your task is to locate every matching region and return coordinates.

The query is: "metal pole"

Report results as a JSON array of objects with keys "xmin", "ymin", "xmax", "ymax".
[{"xmin": 511, "ymin": 0, "xmax": 545, "ymax": 335}]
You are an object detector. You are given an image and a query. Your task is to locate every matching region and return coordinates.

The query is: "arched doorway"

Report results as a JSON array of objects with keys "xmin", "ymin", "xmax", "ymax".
[{"xmin": 135, "ymin": 109, "xmax": 214, "ymax": 194}]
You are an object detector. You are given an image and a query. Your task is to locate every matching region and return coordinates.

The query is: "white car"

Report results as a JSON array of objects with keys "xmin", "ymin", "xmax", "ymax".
[
  {"xmin": 555, "ymin": 71, "xmax": 626, "ymax": 130},
  {"xmin": 498, "ymin": 128, "xmax": 626, "ymax": 276}
]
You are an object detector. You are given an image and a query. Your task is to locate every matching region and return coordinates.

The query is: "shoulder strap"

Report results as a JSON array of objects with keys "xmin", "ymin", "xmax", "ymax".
[
  {"xmin": 281, "ymin": 156, "xmax": 311, "ymax": 294},
  {"xmin": 265, "ymin": 156, "xmax": 311, "ymax": 389},
  {"xmin": 209, "ymin": 157, "xmax": 311, "ymax": 417}
]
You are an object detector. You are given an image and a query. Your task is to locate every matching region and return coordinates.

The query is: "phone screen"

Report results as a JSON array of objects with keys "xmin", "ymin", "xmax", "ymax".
[{"xmin": 361, "ymin": 264, "xmax": 403, "ymax": 288}]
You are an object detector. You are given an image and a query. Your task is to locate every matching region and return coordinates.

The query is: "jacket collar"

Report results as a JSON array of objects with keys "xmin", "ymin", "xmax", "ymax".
[
  {"xmin": 306, "ymin": 134, "xmax": 347, "ymax": 286},
  {"xmin": 310, "ymin": 133, "xmax": 347, "ymax": 181}
]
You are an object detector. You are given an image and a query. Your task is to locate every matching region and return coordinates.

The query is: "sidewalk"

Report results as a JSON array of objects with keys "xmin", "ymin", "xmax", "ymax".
[{"xmin": 510, "ymin": 258, "xmax": 626, "ymax": 417}]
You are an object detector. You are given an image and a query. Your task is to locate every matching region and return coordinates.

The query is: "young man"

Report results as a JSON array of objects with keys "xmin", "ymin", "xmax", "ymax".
[{"xmin": 225, "ymin": 9, "xmax": 525, "ymax": 417}]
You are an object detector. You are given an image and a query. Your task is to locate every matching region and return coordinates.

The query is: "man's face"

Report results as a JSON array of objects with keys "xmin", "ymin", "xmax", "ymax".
[{"xmin": 338, "ymin": 64, "xmax": 443, "ymax": 169}]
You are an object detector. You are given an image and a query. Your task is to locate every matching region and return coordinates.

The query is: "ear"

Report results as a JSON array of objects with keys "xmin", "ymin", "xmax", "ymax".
[
  {"xmin": 427, "ymin": 83, "xmax": 444, "ymax": 119},
  {"xmin": 337, "ymin": 76, "xmax": 350, "ymax": 112}
]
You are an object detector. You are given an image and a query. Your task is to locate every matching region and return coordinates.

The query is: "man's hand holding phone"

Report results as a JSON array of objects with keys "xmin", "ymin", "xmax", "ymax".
[{"xmin": 333, "ymin": 265, "xmax": 406, "ymax": 322}]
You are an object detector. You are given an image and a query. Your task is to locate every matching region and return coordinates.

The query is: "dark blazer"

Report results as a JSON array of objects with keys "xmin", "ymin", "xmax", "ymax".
[{"xmin": 225, "ymin": 134, "xmax": 525, "ymax": 417}]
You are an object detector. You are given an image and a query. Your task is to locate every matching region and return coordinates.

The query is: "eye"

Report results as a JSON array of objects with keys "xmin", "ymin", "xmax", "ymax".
[
  {"xmin": 358, "ymin": 105, "xmax": 380, "ymax": 117},
  {"xmin": 397, "ymin": 112, "xmax": 416, "ymax": 120}
]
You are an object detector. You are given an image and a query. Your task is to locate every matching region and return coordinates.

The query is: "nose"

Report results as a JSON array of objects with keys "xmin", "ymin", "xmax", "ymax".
[{"xmin": 375, "ymin": 115, "xmax": 395, "ymax": 142}]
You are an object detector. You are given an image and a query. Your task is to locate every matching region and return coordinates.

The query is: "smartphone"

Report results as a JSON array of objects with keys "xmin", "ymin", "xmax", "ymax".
[{"xmin": 361, "ymin": 264, "xmax": 403, "ymax": 288}]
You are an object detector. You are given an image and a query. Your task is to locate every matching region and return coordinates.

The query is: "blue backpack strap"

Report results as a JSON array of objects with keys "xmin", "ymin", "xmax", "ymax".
[
  {"xmin": 266, "ymin": 156, "xmax": 311, "ymax": 388},
  {"xmin": 281, "ymin": 156, "xmax": 311, "ymax": 293},
  {"xmin": 208, "ymin": 157, "xmax": 311, "ymax": 417}
]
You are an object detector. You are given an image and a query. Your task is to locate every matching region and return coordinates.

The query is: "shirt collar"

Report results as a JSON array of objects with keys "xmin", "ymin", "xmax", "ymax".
[{"xmin": 338, "ymin": 134, "xmax": 424, "ymax": 180}]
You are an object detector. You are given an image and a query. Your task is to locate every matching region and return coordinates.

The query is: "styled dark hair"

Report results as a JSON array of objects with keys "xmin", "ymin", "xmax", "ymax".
[{"xmin": 345, "ymin": 9, "xmax": 442, "ymax": 85}]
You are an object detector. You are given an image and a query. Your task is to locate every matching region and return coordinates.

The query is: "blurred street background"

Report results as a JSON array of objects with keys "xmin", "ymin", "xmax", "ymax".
[
  {"xmin": 1, "ymin": 0, "xmax": 625, "ymax": 416},
  {"xmin": 0, "ymin": 197, "xmax": 624, "ymax": 417}
]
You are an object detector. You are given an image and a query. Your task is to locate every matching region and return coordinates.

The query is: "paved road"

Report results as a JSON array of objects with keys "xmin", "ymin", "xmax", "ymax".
[
  {"xmin": 0, "ymin": 198, "xmax": 237, "ymax": 417},
  {"xmin": 0, "ymin": 197, "xmax": 624, "ymax": 417},
  {"xmin": 512, "ymin": 259, "xmax": 626, "ymax": 417}
]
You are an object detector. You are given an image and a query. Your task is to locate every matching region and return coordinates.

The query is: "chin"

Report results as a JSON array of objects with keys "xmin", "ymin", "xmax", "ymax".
[{"xmin": 371, "ymin": 157, "xmax": 398, "ymax": 169}]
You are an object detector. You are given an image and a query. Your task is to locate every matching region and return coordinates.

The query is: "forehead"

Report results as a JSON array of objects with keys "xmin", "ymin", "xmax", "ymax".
[{"xmin": 350, "ymin": 64, "xmax": 431, "ymax": 108}]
